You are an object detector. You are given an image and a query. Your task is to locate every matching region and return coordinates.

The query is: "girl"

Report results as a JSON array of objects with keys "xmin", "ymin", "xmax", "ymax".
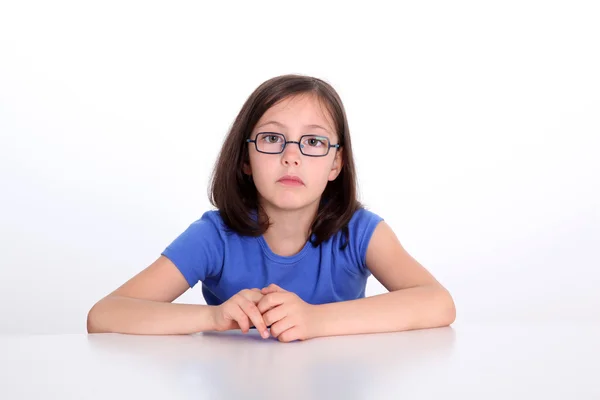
[{"xmin": 87, "ymin": 74, "xmax": 456, "ymax": 342}]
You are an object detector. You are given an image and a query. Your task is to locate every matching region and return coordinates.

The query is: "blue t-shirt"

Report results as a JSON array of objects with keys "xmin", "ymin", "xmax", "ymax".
[{"xmin": 161, "ymin": 208, "xmax": 383, "ymax": 305}]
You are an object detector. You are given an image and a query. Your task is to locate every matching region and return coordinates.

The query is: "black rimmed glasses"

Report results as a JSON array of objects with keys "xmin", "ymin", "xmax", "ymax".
[{"xmin": 247, "ymin": 132, "xmax": 340, "ymax": 157}]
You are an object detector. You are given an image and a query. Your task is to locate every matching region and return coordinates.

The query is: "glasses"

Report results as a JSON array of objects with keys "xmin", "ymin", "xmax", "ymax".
[{"xmin": 247, "ymin": 132, "xmax": 340, "ymax": 157}]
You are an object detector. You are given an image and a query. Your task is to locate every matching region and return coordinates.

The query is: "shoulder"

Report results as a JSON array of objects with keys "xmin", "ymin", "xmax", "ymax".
[
  {"xmin": 331, "ymin": 206, "xmax": 384, "ymax": 275},
  {"xmin": 161, "ymin": 210, "xmax": 230, "ymax": 286},
  {"xmin": 347, "ymin": 207, "xmax": 384, "ymax": 237},
  {"xmin": 168, "ymin": 210, "xmax": 230, "ymax": 245},
  {"xmin": 186, "ymin": 210, "xmax": 227, "ymax": 231},
  {"xmin": 197, "ymin": 209, "xmax": 226, "ymax": 228}
]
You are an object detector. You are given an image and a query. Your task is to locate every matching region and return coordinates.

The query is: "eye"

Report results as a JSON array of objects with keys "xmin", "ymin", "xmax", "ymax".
[
  {"xmin": 304, "ymin": 136, "xmax": 327, "ymax": 147},
  {"xmin": 262, "ymin": 134, "xmax": 282, "ymax": 143}
]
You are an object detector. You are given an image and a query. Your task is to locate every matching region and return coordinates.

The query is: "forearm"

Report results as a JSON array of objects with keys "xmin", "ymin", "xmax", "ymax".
[
  {"xmin": 87, "ymin": 295, "xmax": 216, "ymax": 335},
  {"xmin": 313, "ymin": 285, "xmax": 456, "ymax": 338}
]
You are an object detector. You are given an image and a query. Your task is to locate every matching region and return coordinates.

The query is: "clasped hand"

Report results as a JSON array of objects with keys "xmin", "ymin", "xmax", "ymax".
[{"xmin": 212, "ymin": 284, "xmax": 317, "ymax": 343}]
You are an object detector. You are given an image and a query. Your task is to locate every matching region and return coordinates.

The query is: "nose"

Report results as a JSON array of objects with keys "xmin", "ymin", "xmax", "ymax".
[{"xmin": 281, "ymin": 141, "xmax": 301, "ymax": 167}]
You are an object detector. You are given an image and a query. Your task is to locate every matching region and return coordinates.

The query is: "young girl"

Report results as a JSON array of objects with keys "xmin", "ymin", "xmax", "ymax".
[{"xmin": 87, "ymin": 74, "xmax": 456, "ymax": 342}]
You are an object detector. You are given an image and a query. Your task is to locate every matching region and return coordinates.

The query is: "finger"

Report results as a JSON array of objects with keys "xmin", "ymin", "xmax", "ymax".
[
  {"xmin": 257, "ymin": 292, "xmax": 285, "ymax": 314},
  {"xmin": 261, "ymin": 287, "xmax": 283, "ymax": 295},
  {"xmin": 261, "ymin": 283, "xmax": 285, "ymax": 294},
  {"xmin": 278, "ymin": 326, "xmax": 302, "ymax": 343},
  {"xmin": 238, "ymin": 297, "xmax": 270, "ymax": 339},
  {"xmin": 230, "ymin": 304, "xmax": 251, "ymax": 333},
  {"xmin": 262, "ymin": 305, "xmax": 287, "ymax": 327},
  {"xmin": 270, "ymin": 317, "xmax": 295, "ymax": 339},
  {"xmin": 240, "ymin": 289, "xmax": 264, "ymax": 304}
]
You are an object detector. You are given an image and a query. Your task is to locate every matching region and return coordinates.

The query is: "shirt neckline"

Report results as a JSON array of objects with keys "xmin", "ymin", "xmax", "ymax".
[{"xmin": 258, "ymin": 234, "xmax": 313, "ymax": 264}]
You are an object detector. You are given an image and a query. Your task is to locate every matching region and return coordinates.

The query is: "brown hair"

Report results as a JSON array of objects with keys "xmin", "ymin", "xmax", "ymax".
[{"xmin": 209, "ymin": 74, "xmax": 362, "ymax": 248}]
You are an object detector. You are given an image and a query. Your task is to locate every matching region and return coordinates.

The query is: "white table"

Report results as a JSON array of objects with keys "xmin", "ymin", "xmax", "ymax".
[{"xmin": 1, "ymin": 323, "xmax": 599, "ymax": 399}]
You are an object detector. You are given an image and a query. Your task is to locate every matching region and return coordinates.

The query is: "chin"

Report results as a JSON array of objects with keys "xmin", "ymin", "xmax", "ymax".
[
  {"xmin": 271, "ymin": 199, "xmax": 308, "ymax": 211},
  {"xmin": 263, "ymin": 194, "xmax": 317, "ymax": 212}
]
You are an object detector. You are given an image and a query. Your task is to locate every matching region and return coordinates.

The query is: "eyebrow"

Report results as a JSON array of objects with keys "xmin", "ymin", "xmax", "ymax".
[{"xmin": 256, "ymin": 120, "xmax": 331, "ymax": 134}]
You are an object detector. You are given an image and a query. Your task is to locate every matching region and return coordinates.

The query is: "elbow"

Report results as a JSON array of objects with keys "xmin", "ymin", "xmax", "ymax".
[
  {"xmin": 86, "ymin": 304, "xmax": 99, "ymax": 333},
  {"xmin": 438, "ymin": 289, "xmax": 456, "ymax": 327},
  {"xmin": 86, "ymin": 300, "xmax": 108, "ymax": 334}
]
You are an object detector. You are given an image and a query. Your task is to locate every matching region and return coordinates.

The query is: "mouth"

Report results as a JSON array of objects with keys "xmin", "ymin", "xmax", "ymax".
[{"xmin": 277, "ymin": 175, "xmax": 304, "ymax": 186}]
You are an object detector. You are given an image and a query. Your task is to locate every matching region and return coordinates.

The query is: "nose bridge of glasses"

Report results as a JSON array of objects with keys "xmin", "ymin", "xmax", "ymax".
[{"xmin": 282, "ymin": 138, "xmax": 303, "ymax": 155}]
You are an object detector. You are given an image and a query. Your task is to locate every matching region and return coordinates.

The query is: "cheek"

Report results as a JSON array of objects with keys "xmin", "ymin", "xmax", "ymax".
[
  {"xmin": 307, "ymin": 160, "xmax": 335, "ymax": 186},
  {"xmin": 249, "ymin": 154, "xmax": 278, "ymax": 183}
]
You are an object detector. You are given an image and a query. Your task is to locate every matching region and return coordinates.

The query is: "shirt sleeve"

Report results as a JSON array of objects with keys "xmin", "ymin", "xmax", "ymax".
[
  {"xmin": 348, "ymin": 207, "xmax": 384, "ymax": 276},
  {"xmin": 160, "ymin": 211, "xmax": 225, "ymax": 288}
]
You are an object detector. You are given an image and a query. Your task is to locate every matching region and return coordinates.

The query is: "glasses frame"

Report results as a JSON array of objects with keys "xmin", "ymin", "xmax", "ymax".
[{"xmin": 246, "ymin": 132, "xmax": 340, "ymax": 157}]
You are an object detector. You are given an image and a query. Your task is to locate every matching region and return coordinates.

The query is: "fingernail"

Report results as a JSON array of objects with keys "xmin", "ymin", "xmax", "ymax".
[{"xmin": 262, "ymin": 331, "xmax": 269, "ymax": 339}]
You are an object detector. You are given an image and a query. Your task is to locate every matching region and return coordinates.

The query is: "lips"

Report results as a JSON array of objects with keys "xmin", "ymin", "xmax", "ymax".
[{"xmin": 277, "ymin": 175, "xmax": 304, "ymax": 185}]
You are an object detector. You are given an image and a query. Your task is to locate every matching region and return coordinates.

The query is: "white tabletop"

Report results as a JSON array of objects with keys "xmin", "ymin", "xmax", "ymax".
[{"xmin": 1, "ymin": 322, "xmax": 599, "ymax": 399}]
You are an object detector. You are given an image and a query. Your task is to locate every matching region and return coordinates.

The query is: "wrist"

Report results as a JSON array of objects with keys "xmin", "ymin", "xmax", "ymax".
[
  {"xmin": 309, "ymin": 304, "xmax": 327, "ymax": 339},
  {"xmin": 201, "ymin": 305, "xmax": 219, "ymax": 332}
]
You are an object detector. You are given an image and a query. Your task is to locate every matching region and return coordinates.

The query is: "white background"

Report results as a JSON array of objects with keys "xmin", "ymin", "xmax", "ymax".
[{"xmin": 1, "ymin": 1, "xmax": 598, "ymax": 334}]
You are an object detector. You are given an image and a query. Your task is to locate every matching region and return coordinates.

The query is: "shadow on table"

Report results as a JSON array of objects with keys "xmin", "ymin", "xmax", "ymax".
[{"xmin": 87, "ymin": 326, "xmax": 456, "ymax": 399}]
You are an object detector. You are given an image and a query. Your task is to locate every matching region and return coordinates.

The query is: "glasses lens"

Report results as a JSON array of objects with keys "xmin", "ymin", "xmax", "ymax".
[
  {"xmin": 256, "ymin": 133, "xmax": 284, "ymax": 153},
  {"xmin": 301, "ymin": 135, "xmax": 330, "ymax": 156}
]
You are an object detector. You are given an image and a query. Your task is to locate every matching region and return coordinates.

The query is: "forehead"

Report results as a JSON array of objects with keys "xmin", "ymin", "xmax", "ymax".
[{"xmin": 255, "ymin": 94, "xmax": 336, "ymax": 136}]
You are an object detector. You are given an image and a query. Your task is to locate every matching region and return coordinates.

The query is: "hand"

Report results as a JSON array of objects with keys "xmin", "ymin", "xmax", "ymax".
[
  {"xmin": 258, "ymin": 284, "xmax": 318, "ymax": 343},
  {"xmin": 211, "ymin": 288, "xmax": 270, "ymax": 339}
]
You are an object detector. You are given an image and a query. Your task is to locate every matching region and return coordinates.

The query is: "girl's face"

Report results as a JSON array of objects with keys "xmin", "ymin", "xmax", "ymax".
[{"xmin": 245, "ymin": 94, "xmax": 343, "ymax": 212}]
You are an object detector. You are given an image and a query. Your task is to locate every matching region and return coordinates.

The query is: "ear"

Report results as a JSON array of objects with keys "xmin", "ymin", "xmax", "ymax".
[
  {"xmin": 243, "ymin": 162, "xmax": 252, "ymax": 176},
  {"xmin": 328, "ymin": 148, "xmax": 343, "ymax": 181}
]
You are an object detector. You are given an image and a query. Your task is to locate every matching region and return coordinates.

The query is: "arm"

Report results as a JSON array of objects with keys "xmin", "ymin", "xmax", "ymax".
[
  {"xmin": 87, "ymin": 255, "xmax": 217, "ymax": 335},
  {"xmin": 313, "ymin": 221, "xmax": 456, "ymax": 338},
  {"xmin": 313, "ymin": 284, "xmax": 454, "ymax": 337}
]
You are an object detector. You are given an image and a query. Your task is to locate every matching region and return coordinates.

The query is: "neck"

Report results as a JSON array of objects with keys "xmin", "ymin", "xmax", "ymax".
[{"xmin": 259, "ymin": 199, "xmax": 320, "ymax": 257}]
